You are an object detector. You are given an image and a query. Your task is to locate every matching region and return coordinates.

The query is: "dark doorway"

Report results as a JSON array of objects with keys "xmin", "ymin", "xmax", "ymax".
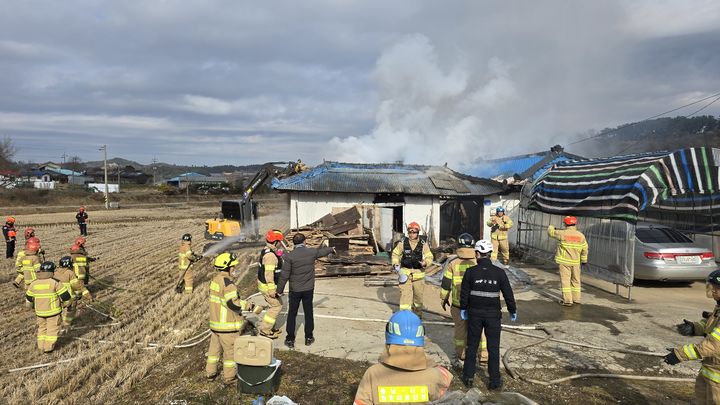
[{"xmin": 440, "ymin": 199, "xmax": 483, "ymax": 242}]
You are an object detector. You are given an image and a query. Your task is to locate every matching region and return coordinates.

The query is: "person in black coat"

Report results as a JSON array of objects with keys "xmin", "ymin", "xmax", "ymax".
[
  {"xmin": 277, "ymin": 233, "xmax": 334, "ymax": 348},
  {"xmin": 76, "ymin": 207, "xmax": 88, "ymax": 236},
  {"xmin": 460, "ymin": 239, "xmax": 517, "ymax": 390}
]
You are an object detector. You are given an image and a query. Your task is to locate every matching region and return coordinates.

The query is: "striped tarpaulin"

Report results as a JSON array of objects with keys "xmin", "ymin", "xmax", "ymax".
[{"xmin": 528, "ymin": 147, "xmax": 720, "ymax": 223}]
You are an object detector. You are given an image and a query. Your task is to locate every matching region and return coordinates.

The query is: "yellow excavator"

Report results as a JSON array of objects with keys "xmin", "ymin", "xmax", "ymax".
[{"xmin": 204, "ymin": 161, "xmax": 300, "ymax": 244}]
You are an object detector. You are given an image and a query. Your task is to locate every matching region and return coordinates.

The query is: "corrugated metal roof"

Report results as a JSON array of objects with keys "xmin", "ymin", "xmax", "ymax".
[
  {"xmin": 272, "ymin": 162, "xmax": 503, "ymax": 196},
  {"xmin": 469, "ymin": 149, "xmax": 584, "ymax": 180}
]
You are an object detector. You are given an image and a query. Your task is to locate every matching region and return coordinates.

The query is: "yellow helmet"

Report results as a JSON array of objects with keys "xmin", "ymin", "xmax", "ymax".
[{"xmin": 214, "ymin": 252, "xmax": 238, "ymax": 270}]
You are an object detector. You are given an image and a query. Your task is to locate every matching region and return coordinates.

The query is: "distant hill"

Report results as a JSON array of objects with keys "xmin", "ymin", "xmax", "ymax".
[
  {"xmin": 84, "ymin": 158, "xmax": 273, "ymax": 179},
  {"xmin": 571, "ymin": 115, "xmax": 720, "ymax": 158}
]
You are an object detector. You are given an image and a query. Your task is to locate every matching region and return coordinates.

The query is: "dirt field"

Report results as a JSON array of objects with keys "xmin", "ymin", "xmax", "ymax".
[{"xmin": 0, "ymin": 197, "xmax": 707, "ymax": 404}]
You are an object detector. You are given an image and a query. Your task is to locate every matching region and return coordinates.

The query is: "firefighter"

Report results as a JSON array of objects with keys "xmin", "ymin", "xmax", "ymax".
[
  {"xmin": 440, "ymin": 233, "xmax": 488, "ymax": 368},
  {"xmin": 486, "ymin": 207, "xmax": 512, "ymax": 265},
  {"xmin": 353, "ymin": 310, "xmax": 453, "ymax": 404},
  {"xmin": 178, "ymin": 234, "xmax": 201, "ymax": 294},
  {"xmin": 14, "ymin": 228, "xmax": 36, "ymax": 270},
  {"xmin": 55, "ymin": 256, "xmax": 93, "ymax": 329},
  {"xmin": 547, "ymin": 216, "xmax": 588, "ymax": 306},
  {"xmin": 391, "ymin": 222, "xmax": 433, "ymax": 318},
  {"xmin": 14, "ymin": 239, "xmax": 41, "ymax": 289},
  {"xmin": 71, "ymin": 237, "xmax": 97, "ymax": 286},
  {"xmin": 26, "ymin": 261, "xmax": 72, "ymax": 353},
  {"xmin": 460, "ymin": 240, "xmax": 517, "ymax": 389},
  {"xmin": 3, "ymin": 216, "xmax": 16, "ymax": 259},
  {"xmin": 666, "ymin": 269, "xmax": 720, "ymax": 404},
  {"xmin": 76, "ymin": 206, "xmax": 88, "ymax": 236},
  {"xmin": 257, "ymin": 229, "xmax": 284, "ymax": 339},
  {"xmin": 206, "ymin": 252, "xmax": 257, "ymax": 385}
]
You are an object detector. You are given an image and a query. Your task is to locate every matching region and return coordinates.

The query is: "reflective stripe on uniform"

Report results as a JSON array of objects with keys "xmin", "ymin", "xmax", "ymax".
[
  {"xmin": 210, "ymin": 281, "xmax": 220, "ymax": 292},
  {"xmin": 377, "ymin": 386, "xmax": 429, "ymax": 403},
  {"xmin": 683, "ymin": 344, "xmax": 699, "ymax": 360},
  {"xmin": 207, "ymin": 355, "xmax": 219, "ymax": 364},
  {"xmin": 711, "ymin": 327, "xmax": 720, "ymax": 342},
  {"xmin": 702, "ymin": 366, "xmax": 720, "ymax": 383},
  {"xmin": 470, "ymin": 291, "xmax": 500, "ymax": 298},
  {"xmin": 263, "ymin": 314, "xmax": 276, "ymax": 324},
  {"xmin": 454, "ymin": 338, "xmax": 465, "ymax": 347},
  {"xmin": 222, "ymin": 360, "xmax": 236, "ymax": 368},
  {"xmin": 399, "ymin": 304, "xmax": 412, "ymax": 310}
]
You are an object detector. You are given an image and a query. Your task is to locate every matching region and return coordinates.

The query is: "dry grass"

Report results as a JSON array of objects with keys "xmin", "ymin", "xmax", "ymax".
[{"xmin": 0, "ymin": 197, "xmax": 289, "ymax": 404}]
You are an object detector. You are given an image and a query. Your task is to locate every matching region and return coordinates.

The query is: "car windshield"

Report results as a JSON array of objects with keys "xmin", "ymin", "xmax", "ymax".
[{"xmin": 636, "ymin": 227, "xmax": 692, "ymax": 244}]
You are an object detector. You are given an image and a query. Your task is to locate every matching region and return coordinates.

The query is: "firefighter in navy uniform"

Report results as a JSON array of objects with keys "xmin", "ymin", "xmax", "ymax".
[
  {"xmin": 460, "ymin": 240, "xmax": 517, "ymax": 389},
  {"xmin": 353, "ymin": 310, "xmax": 453, "ymax": 404},
  {"xmin": 257, "ymin": 229, "xmax": 284, "ymax": 339},
  {"xmin": 391, "ymin": 222, "xmax": 433, "ymax": 318},
  {"xmin": 440, "ymin": 233, "xmax": 488, "ymax": 368},
  {"xmin": 76, "ymin": 207, "xmax": 88, "ymax": 236},
  {"xmin": 3, "ymin": 216, "xmax": 16, "ymax": 259},
  {"xmin": 666, "ymin": 269, "xmax": 720, "ymax": 404}
]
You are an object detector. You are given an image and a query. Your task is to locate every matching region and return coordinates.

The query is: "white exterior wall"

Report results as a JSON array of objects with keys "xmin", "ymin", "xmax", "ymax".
[{"xmin": 483, "ymin": 192, "xmax": 521, "ymax": 246}]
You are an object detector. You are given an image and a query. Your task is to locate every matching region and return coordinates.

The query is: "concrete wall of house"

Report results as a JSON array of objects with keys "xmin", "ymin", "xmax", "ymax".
[
  {"xmin": 483, "ymin": 192, "xmax": 521, "ymax": 245},
  {"xmin": 289, "ymin": 191, "xmax": 376, "ymax": 230}
]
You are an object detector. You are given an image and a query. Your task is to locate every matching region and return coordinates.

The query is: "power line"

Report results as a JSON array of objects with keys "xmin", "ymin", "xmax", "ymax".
[
  {"xmin": 568, "ymin": 91, "xmax": 720, "ymax": 146},
  {"xmin": 615, "ymin": 93, "xmax": 720, "ymax": 155}
]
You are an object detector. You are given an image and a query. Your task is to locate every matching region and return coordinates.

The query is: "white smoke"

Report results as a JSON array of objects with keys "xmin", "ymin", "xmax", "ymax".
[{"xmin": 330, "ymin": 34, "xmax": 517, "ymax": 167}]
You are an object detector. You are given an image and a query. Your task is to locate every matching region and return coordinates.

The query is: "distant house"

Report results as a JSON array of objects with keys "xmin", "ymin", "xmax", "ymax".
[
  {"xmin": 37, "ymin": 164, "xmax": 91, "ymax": 185},
  {"xmin": 272, "ymin": 161, "xmax": 506, "ymax": 248},
  {"xmin": 86, "ymin": 165, "xmax": 152, "ymax": 185},
  {"xmin": 466, "ymin": 145, "xmax": 584, "ymax": 246},
  {"xmin": 166, "ymin": 172, "xmax": 228, "ymax": 189}
]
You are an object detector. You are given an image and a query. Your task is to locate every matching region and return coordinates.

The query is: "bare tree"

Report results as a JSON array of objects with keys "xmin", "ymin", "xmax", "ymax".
[
  {"xmin": 65, "ymin": 155, "xmax": 85, "ymax": 172},
  {"xmin": 0, "ymin": 136, "xmax": 17, "ymax": 170}
]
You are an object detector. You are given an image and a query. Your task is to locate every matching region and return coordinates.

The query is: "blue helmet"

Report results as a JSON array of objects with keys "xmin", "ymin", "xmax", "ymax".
[
  {"xmin": 385, "ymin": 310, "xmax": 424, "ymax": 347},
  {"xmin": 708, "ymin": 269, "xmax": 720, "ymax": 287},
  {"xmin": 496, "ymin": 207, "xmax": 505, "ymax": 213}
]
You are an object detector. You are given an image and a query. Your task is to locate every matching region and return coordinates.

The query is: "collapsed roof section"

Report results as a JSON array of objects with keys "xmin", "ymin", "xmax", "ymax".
[{"xmin": 271, "ymin": 161, "xmax": 504, "ymax": 197}]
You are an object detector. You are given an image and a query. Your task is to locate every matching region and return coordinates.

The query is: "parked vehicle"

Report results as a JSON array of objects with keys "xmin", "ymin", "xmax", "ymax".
[{"xmin": 633, "ymin": 224, "xmax": 715, "ymax": 281}]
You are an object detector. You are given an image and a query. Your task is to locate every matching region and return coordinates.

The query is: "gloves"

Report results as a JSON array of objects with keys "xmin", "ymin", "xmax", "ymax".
[
  {"xmin": 398, "ymin": 273, "xmax": 408, "ymax": 284},
  {"xmin": 460, "ymin": 309, "xmax": 468, "ymax": 321},
  {"xmin": 677, "ymin": 319, "xmax": 695, "ymax": 336},
  {"xmin": 441, "ymin": 298, "xmax": 449, "ymax": 312},
  {"xmin": 510, "ymin": 313, "xmax": 518, "ymax": 322},
  {"xmin": 703, "ymin": 311, "xmax": 712, "ymax": 319},
  {"xmin": 663, "ymin": 348, "xmax": 681, "ymax": 365}
]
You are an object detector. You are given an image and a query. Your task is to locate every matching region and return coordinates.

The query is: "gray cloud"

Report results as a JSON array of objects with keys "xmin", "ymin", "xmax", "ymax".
[{"xmin": 1, "ymin": 0, "xmax": 719, "ymax": 166}]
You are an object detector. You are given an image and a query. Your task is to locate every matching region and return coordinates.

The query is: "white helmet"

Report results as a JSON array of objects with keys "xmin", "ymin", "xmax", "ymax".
[{"xmin": 474, "ymin": 239, "xmax": 493, "ymax": 254}]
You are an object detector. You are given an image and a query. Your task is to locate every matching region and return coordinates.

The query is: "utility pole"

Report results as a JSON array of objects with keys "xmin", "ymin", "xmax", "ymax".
[
  {"xmin": 117, "ymin": 165, "xmax": 121, "ymax": 193},
  {"xmin": 100, "ymin": 145, "xmax": 108, "ymax": 209},
  {"xmin": 152, "ymin": 156, "xmax": 158, "ymax": 185}
]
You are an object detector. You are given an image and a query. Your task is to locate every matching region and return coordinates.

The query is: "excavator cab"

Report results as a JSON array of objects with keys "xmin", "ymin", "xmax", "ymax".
[{"xmin": 205, "ymin": 200, "xmax": 258, "ymax": 241}]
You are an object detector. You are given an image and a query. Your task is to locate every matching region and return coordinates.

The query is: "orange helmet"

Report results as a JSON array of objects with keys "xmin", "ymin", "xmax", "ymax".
[
  {"xmin": 70, "ymin": 244, "xmax": 81, "ymax": 253},
  {"xmin": 26, "ymin": 240, "xmax": 40, "ymax": 253},
  {"xmin": 6, "ymin": 216, "xmax": 15, "ymax": 224},
  {"xmin": 79, "ymin": 207, "xmax": 85, "ymax": 212},
  {"xmin": 564, "ymin": 216, "xmax": 578, "ymax": 226},
  {"xmin": 265, "ymin": 229, "xmax": 284, "ymax": 243},
  {"xmin": 75, "ymin": 236, "xmax": 87, "ymax": 246},
  {"xmin": 24, "ymin": 228, "xmax": 35, "ymax": 239},
  {"xmin": 407, "ymin": 222, "xmax": 421, "ymax": 231}
]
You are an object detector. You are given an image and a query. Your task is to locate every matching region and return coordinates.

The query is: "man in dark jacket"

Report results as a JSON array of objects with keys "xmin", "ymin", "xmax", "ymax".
[
  {"xmin": 76, "ymin": 207, "xmax": 88, "ymax": 236},
  {"xmin": 277, "ymin": 233, "xmax": 334, "ymax": 348},
  {"xmin": 460, "ymin": 239, "xmax": 517, "ymax": 390}
]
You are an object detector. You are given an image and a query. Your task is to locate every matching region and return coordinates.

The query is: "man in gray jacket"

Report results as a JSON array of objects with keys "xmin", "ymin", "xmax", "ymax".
[{"xmin": 277, "ymin": 233, "xmax": 335, "ymax": 348}]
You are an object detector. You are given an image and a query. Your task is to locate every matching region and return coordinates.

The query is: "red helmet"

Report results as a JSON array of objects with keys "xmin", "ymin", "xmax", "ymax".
[
  {"xmin": 75, "ymin": 236, "xmax": 87, "ymax": 246},
  {"xmin": 407, "ymin": 222, "xmax": 421, "ymax": 231},
  {"xmin": 6, "ymin": 216, "xmax": 15, "ymax": 224},
  {"xmin": 70, "ymin": 244, "xmax": 81, "ymax": 253},
  {"xmin": 79, "ymin": 207, "xmax": 85, "ymax": 212},
  {"xmin": 564, "ymin": 216, "xmax": 578, "ymax": 226},
  {"xmin": 265, "ymin": 229, "xmax": 284, "ymax": 243},
  {"xmin": 26, "ymin": 241, "xmax": 40, "ymax": 253},
  {"xmin": 24, "ymin": 228, "xmax": 35, "ymax": 239}
]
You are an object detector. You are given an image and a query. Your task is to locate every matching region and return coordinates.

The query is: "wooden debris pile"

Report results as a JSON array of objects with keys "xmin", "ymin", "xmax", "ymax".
[{"xmin": 290, "ymin": 206, "xmax": 391, "ymax": 278}]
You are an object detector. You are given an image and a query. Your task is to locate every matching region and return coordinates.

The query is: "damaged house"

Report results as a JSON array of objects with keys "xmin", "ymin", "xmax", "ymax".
[{"xmin": 271, "ymin": 161, "xmax": 505, "ymax": 250}]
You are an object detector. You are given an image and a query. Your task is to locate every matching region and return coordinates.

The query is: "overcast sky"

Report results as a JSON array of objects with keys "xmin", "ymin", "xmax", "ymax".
[{"xmin": 2, "ymin": 1, "xmax": 720, "ymax": 168}]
